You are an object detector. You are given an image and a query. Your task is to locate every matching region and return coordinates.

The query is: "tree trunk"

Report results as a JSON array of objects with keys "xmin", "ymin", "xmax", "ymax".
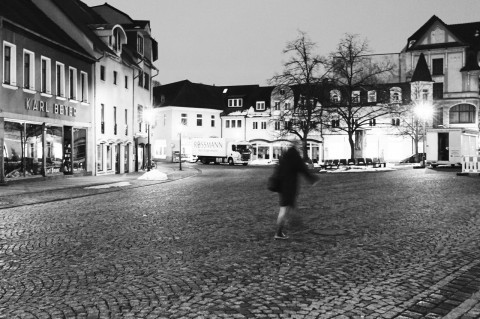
[
  {"xmin": 348, "ymin": 132, "xmax": 355, "ymax": 160},
  {"xmin": 301, "ymin": 137, "xmax": 308, "ymax": 159}
]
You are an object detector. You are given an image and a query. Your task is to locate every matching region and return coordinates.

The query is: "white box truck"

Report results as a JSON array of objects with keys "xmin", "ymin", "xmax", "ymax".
[
  {"xmin": 426, "ymin": 128, "xmax": 478, "ymax": 167},
  {"xmin": 192, "ymin": 138, "xmax": 252, "ymax": 165}
]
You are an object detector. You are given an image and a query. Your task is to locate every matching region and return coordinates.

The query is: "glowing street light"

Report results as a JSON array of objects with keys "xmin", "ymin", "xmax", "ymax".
[{"xmin": 414, "ymin": 101, "xmax": 433, "ymax": 167}]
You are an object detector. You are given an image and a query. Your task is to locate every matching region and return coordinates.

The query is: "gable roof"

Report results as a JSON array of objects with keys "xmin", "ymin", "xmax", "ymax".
[
  {"xmin": 153, "ymin": 80, "xmax": 224, "ymax": 110},
  {"xmin": 411, "ymin": 53, "xmax": 433, "ymax": 82},
  {"xmin": 0, "ymin": 0, "xmax": 93, "ymax": 60}
]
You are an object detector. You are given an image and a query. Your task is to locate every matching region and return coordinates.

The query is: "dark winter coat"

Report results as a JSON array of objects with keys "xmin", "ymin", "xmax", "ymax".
[{"xmin": 277, "ymin": 147, "xmax": 318, "ymax": 206}]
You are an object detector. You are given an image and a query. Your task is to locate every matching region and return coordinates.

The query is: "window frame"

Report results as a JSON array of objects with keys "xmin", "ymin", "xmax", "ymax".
[
  {"xmin": 55, "ymin": 62, "xmax": 65, "ymax": 98},
  {"xmin": 449, "ymin": 104, "xmax": 476, "ymax": 124},
  {"xmin": 211, "ymin": 115, "xmax": 215, "ymax": 127},
  {"xmin": 80, "ymin": 71, "xmax": 88, "ymax": 103},
  {"xmin": 137, "ymin": 34, "xmax": 144, "ymax": 55},
  {"xmin": 256, "ymin": 101, "xmax": 265, "ymax": 111},
  {"xmin": 23, "ymin": 49, "xmax": 35, "ymax": 91},
  {"xmin": 100, "ymin": 65, "xmax": 105, "ymax": 81},
  {"xmin": 68, "ymin": 66, "xmax": 77, "ymax": 100},
  {"xmin": 228, "ymin": 98, "xmax": 243, "ymax": 107},
  {"xmin": 3, "ymin": 41, "xmax": 16, "ymax": 86},
  {"xmin": 196, "ymin": 114, "xmax": 203, "ymax": 126},
  {"xmin": 41, "ymin": 56, "xmax": 52, "ymax": 95},
  {"xmin": 181, "ymin": 113, "xmax": 187, "ymax": 126},
  {"xmin": 432, "ymin": 58, "xmax": 444, "ymax": 76}
]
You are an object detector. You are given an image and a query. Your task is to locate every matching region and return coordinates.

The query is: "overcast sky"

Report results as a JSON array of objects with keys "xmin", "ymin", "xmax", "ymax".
[{"xmin": 83, "ymin": 0, "xmax": 480, "ymax": 86}]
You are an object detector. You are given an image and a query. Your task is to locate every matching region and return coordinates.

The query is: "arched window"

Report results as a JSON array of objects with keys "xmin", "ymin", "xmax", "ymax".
[
  {"xmin": 390, "ymin": 87, "xmax": 402, "ymax": 103},
  {"xmin": 330, "ymin": 90, "xmax": 341, "ymax": 103},
  {"xmin": 449, "ymin": 104, "xmax": 476, "ymax": 124}
]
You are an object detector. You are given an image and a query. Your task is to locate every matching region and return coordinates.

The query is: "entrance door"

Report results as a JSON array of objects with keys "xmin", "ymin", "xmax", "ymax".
[{"xmin": 438, "ymin": 132, "xmax": 449, "ymax": 161}]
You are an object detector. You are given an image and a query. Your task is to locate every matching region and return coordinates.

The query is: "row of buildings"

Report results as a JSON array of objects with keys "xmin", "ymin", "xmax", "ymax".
[
  {"xmin": 1, "ymin": 5, "xmax": 480, "ymax": 182},
  {"xmin": 1, "ymin": 0, "xmax": 157, "ymax": 183},
  {"xmin": 151, "ymin": 15, "xmax": 480, "ymax": 165}
]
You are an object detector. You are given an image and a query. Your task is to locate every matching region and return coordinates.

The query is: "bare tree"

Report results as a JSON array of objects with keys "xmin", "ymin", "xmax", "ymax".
[
  {"xmin": 269, "ymin": 31, "xmax": 328, "ymax": 159},
  {"xmin": 326, "ymin": 33, "xmax": 398, "ymax": 159}
]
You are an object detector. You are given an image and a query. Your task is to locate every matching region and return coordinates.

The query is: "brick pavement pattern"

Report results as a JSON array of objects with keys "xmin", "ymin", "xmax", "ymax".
[{"xmin": 1, "ymin": 165, "xmax": 480, "ymax": 318}]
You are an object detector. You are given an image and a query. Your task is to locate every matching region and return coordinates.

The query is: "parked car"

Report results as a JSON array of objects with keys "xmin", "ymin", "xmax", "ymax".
[{"xmin": 399, "ymin": 153, "xmax": 425, "ymax": 163}]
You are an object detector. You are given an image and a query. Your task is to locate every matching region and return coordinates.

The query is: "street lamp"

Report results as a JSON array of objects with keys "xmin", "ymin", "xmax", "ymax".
[
  {"xmin": 143, "ymin": 108, "xmax": 155, "ymax": 171},
  {"xmin": 414, "ymin": 101, "xmax": 433, "ymax": 167},
  {"xmin": 178, "ymin": 123, "xmax": 185, "ymax": 171}
]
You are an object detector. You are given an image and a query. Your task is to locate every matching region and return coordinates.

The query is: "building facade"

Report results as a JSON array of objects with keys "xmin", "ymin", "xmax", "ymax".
[{"xmin": 1, "ymin": 0, "xmax": 95, "ymax": 183}]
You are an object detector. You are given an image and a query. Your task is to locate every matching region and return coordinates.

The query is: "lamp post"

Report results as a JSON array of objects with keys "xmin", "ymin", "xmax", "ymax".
[
  {"xmin": 415, "ymin": 101, "xmax": 433, "ymax": 168},
  {"xmin": 143, "ymin": 108, "xmax": 155, "ymax": 171},
  {"xmin": 179, "ymin": 131, "xmax": 182, "ymax": 171}
]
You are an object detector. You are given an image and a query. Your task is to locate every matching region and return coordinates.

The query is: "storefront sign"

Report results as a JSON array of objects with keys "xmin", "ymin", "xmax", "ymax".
[{"xmin": 25, "ymin": 98, "xmax": 77, "ymax": 117}]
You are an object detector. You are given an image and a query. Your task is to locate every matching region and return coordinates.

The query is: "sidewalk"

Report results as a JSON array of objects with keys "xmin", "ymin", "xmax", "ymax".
[{"xmin": 0, "ymin": 162, "xmax": 199, "ymax": 207}]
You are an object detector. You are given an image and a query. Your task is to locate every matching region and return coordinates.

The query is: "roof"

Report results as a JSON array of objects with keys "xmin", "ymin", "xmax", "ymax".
[
  {"xmin": 91, "ymin": 3, "xmax": 134, "ymax": 24},
  {"xmin": 153, "ymin": 80, "xmax": 224, "ymax": 110},
  {"xmin": 50, "ymin": 0, "xmax": 114, "ymax": 56},
  {"xmin": 0, "ymin": 0, "xmax": 92, "ymax": 59},
  {"xmin": 411, "ymin": 53, "xmax": 433, "ymax": 82}
]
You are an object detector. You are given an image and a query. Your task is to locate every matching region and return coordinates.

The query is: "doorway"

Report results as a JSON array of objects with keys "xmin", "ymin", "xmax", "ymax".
[{"xmin": 438, "ymin": 132, "xmax": 449, "ymax": 161}]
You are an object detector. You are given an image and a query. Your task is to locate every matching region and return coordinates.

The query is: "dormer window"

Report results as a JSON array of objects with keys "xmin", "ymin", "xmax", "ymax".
[
  {"xmin": 330, "ymin": 89, "xmax": 341, "ymax": 103},
  {"xmin": 228, "ymin": 98, "xmax": 242, "ymax": 107},
  {"xmin": 368, "ymin": 90, "xmax": 377, "ymax": 103},
  {"xmin": 390, "ymin": 87, "xmax": 402, "ymax": 103},
  {"xmin": 351, "ymin": 91, "xmax": 360, "ymax": 103},
  {"xmin": 110, "ymin": 26, "xmax": 126, "ymax": 52},
  {"xmin": 137, "ymin": 34, "xmax": 144, "ymax": 55},
  {"xmin": 256, "ymin": 101, "xmax": 265, "ymax": 111}
]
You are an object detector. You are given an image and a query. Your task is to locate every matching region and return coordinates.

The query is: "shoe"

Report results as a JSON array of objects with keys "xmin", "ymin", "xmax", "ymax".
[{"xmin": 274, "ymin": 233, "xmax": 289, "ymax": 240}]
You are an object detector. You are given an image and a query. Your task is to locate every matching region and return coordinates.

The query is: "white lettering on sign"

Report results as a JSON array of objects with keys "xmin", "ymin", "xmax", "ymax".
[{"xmin": 25, "ymin": 98, "xmax": 76, "ymax": 117}]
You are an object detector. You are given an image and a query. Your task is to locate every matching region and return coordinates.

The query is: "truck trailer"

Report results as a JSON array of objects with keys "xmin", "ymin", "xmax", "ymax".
[
  {"xmin": 426, "ymin": 128, "xmax": 478, "ymax": 168},
  {"xmin": 192, "ymin": 138, "xmax": 252, "ymax": 165}
]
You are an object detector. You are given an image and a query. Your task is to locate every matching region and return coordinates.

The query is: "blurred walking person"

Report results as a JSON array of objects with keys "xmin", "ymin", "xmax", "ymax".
[{"xmin": 273, "ymin": 145, "xmax": 318, "ymax": 240}]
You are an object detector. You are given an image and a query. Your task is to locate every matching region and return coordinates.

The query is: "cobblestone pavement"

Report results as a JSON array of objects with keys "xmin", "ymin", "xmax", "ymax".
[{"xmin": 1, "ymin": 165, "xmax": 480, "ymax": 318}]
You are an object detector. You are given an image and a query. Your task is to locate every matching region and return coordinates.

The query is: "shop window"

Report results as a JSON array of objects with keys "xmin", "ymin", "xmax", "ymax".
[
  {"xmin": 56, "ymin": 62, "xmax": 65, "ymax": 98},
  {"xmin": 45, "ymin": 126, "xmax": 63, "ymax": 174},
  {"xmin": 73, "ymin": 128, "xmax": 86, "ymax": 172},
  {"xmin": 3, "ymin": 41, "xmax": 16, "ymax": 86},
  {"xmin": 41, "ymin": 57, "xmax": 52, "ymax": 94},
  {"xmin": 23, "ymin": 50, "xmax": 35, "ymax": 90},
  {"xmin": 449, "ymin": 104, "xmax": 476, "ymax": 124},
  {"xmin": 69, "ymin": 67, "xmax": 77, "ymax": 100}
]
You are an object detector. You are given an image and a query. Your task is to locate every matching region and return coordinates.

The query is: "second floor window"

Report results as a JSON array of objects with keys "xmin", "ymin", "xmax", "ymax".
[
  {"xmin": 3, "ymin": 42, "xmax": 16, "ymax": 85},
  {"xmin": 274, "ymin": 101, "xmax": 280, "ymax": 110},
  {"xmin": 113, "ymin": 71, "xmax": 117, "ymax": 85},
  {"xmin": 56, "ymin": 62, "xmax": 65, "ymax": 97},
  {"xmin": 261, "ymin": 122, "xmax": 267, "ymax": 129},
  {"xmin": 253, "ymin": 122, "xmax": 258, "ymax": 129},
  {"xmin": 101, "ymin": 104, "xmax": 105, "ymax": 134},
  {"xmin": 23, "ymin": 50, "xmax": 34, "ymax": 90},
  {"xmin": 113, "ymin": 106, "xmax": 117, "ymax": 135},
  {"xmin": 197, "ymin": 114, "xmax": 202, "ymax": 126},
  {"xmin": 211, "ymin": 115, "xmax": 215, "ymax": 127},
  {"xmin": 181, "ymin": 113, "xmax": 187, "ymax": 125},
  {"xmin": 274, "ymin": 121, "xmax": 281, "ymax": 130},
  {"xmin": 41, "ymin": 57, "xmax": 51, "ymax": 94},
  {"xmin": 80, "ymin": 72, "xmax": 88, "ymax": 102},
  {"xmin": 125, "ymin": 75, "xmax": 128, "ymax": 89},
  {"xmin": 69, "ymin": 67, "xmax": 77, "ymax": 100},
  {"xmin": 125, "ymin": 109, "xmax": 128, "ymax": 135},
  {"xmin": 450, "ymin": 104, "xmax": 476, "ymax": 124},
  {"xmin": 144, "ymin": 73, "xmax": 149, "ymax": 90}
]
